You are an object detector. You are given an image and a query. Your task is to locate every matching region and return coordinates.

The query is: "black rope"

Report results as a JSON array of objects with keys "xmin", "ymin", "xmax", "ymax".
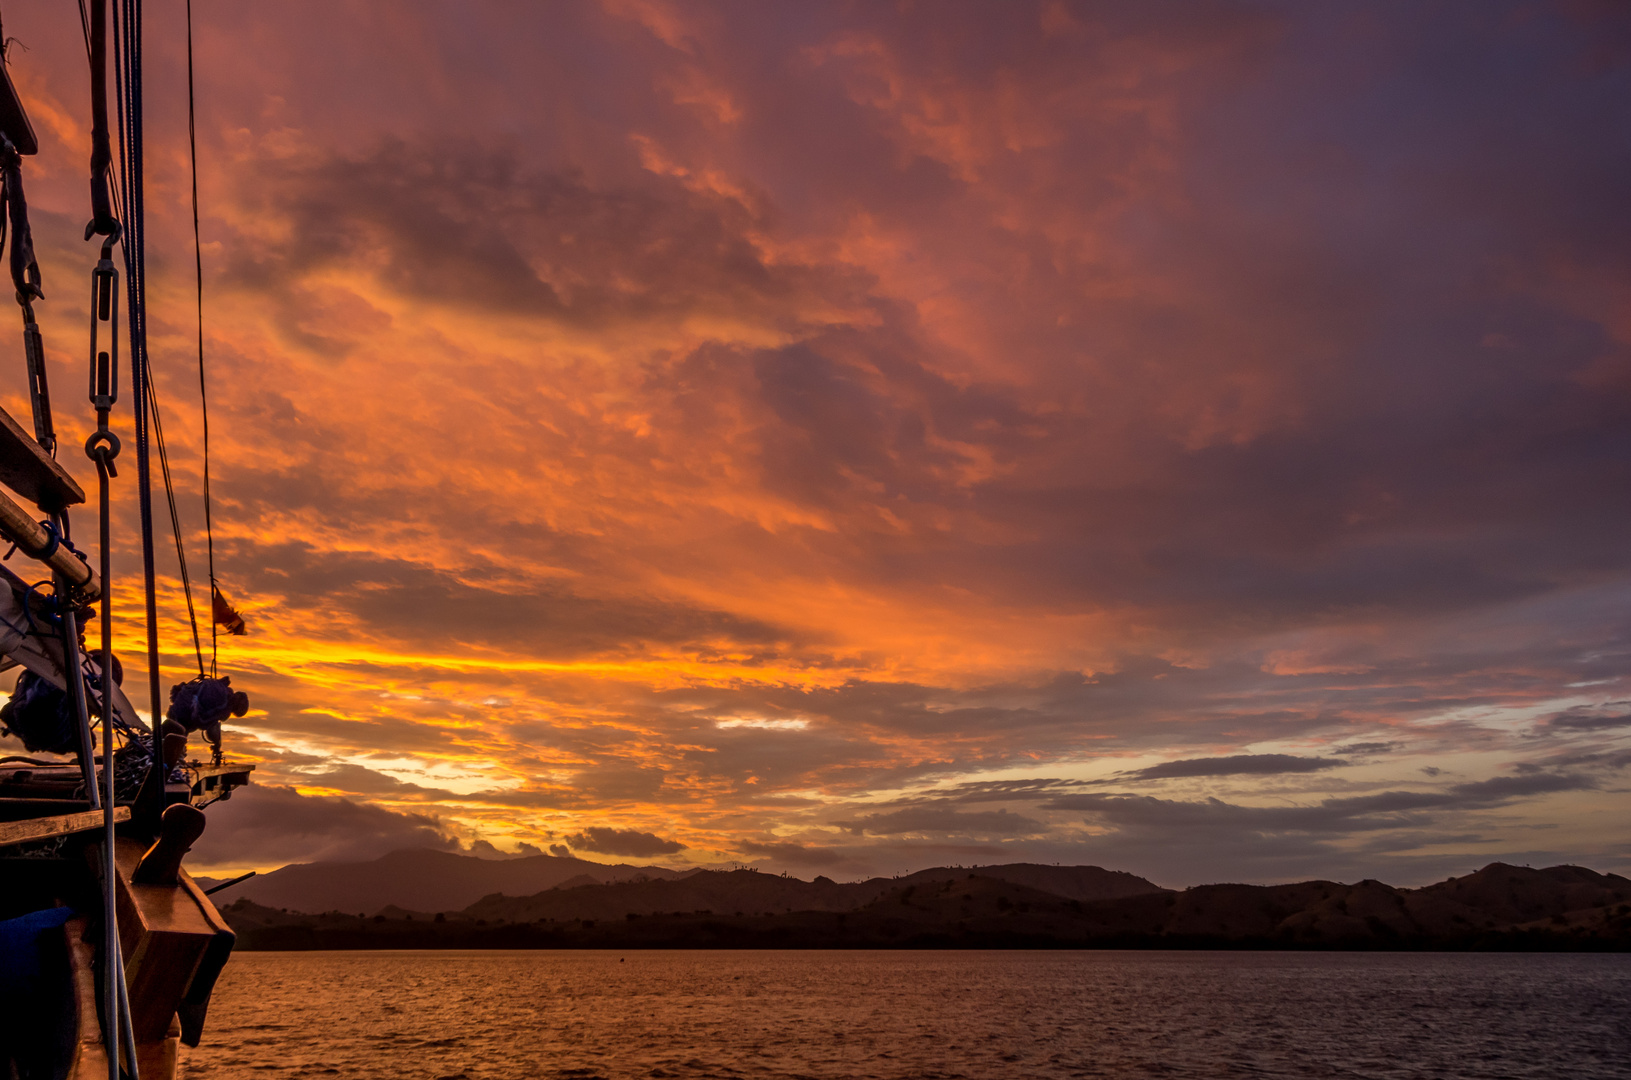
[
  {"xmin": 1, "ymin": 131, "xmax": 54, "ymax": 457},
  {"xmin": 187, "ymin": 0, "xmax": 217, "ymax": 676},
  {"xmin": 82, "ymin": 0, "xmax": 118, "ymax": 241},
  {"xmin": 146, "ymin": 374, "xmax": 205, "ymax": 674},
  {"xmin": 77, "ymin": 0, "xmax": 93, "ymax": 66},
  {"xmin": 109, "ymin": 0, "xmax": 206, "ymax": 684}
]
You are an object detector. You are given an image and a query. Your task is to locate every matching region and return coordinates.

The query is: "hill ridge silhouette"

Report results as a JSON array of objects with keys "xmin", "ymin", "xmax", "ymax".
[
  {"xmin": 210, "ymin": 846, "xmax": 690, "ymax": 915},
  {"xmin": 220, "ymin": 858, "xmax": 1631, "ymax": 950}
]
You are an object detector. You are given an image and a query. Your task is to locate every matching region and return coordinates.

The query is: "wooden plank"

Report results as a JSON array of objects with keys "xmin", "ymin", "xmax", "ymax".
[
  {"xmin": 0, "ymin": 403, "xmax": 85, "ymax": 508},
  {"xmin": 0, "ymin": 805, "xmax": 128, "ymax": 847}
]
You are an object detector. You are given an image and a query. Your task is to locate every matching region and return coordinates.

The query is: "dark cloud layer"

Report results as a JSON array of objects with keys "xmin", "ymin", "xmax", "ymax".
[
  {"xmin": 834, "ymin": 806, "xmax": 1046, "ymax": 838},
  {"xmin": 566, "ymin": 827, "xmax": 686, "ymax": 857},
  {"xmin": 1544, "ymin": 707, "xmax": 1631, "ymax": 732},
  {"xmin": 190, "ymin": 785, "xmax": 456, "ymax": 869},
  {"xmin": 736, "ymin": 839, "xmax": 845, "ymax": 868},
  {"xmin": 1045, "ymin": 772, "xmax": 1597, "ymax": 835},
  {"xmin": 227, "ymin": 140, "xmax": 832, "ymax": 332},
  {"xmin": 1124, "ymin": 755, "xmax": 1348, "ymax": 780}
]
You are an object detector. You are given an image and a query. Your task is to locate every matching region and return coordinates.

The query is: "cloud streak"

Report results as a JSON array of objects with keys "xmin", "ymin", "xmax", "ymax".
[
  {"xmin": 1121, "ymin": 755, "xmax": 1349, "ymax": 780},
  {"xmin": 566, "ymin": 827, "xmax": 686, "ymax": 857}
]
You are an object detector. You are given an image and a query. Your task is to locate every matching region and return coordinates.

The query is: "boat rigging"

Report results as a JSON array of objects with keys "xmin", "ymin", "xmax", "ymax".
[{"xmin": 0, "ymin": 1, "xmax": 256, "ymax": 1075}]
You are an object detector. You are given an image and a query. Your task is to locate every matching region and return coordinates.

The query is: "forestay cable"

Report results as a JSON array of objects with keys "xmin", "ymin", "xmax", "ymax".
[{"xmin": 187, "ymin": 0, "xmax": 218, "ymax": 676}]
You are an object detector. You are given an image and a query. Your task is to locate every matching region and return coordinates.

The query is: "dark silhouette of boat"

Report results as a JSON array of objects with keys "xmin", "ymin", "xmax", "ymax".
[{"xmin": 0, "ymin": 3, "xmax": 253, "ymax": 1076}]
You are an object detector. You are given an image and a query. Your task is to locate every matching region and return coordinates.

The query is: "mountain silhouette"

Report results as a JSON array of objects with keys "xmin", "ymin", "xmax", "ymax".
[
  {"xmin": 207, "ymin": 847, "xmax": 687, "ymax": 915},
  {"xmin": 220, "ymin": 859, "xmax": 1631, "ymax": 950}
]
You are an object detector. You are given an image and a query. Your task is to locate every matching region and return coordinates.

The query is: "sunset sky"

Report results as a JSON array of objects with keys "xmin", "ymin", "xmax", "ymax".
[{"xmin": 2, "ymin": 1, "xmax": 1628, "ymax": 886}]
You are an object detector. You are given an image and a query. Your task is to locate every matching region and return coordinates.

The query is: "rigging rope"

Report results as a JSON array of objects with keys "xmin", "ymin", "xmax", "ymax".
[
  {"xmin": 147, "ymin": 375, "xmax": 205, "ymax": 674},
  {"xmin": 100, "ymin": 121, "xmax": 206, "ymax": 680},
  {"xmin": 109, "ymin": 0, "xmax": 171, "ymax": 859},
  {"xmin": 111, "ymin": 0, "xmax": 211, "ymax": 688},
  {"xmin": 186, "ymin": 0, "xmax": 217, "ymax": 676},
  {"xmin": 77, "ymin": 1, "xmax": 92, "ymax": 65}
]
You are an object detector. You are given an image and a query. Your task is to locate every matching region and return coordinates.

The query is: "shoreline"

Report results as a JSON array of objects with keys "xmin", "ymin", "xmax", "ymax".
[{"xmin": 227, "ymin": 917, "xmax": 1631, "ymax": 953}]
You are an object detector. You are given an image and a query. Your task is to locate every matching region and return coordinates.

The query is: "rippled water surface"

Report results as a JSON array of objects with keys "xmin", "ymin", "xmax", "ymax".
[{"xmin": 178, "ymin": 950, "xmax": 1631, "ymax": 1079}]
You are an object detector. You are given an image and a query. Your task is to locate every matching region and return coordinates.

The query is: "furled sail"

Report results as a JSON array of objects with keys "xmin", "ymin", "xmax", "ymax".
[{"xmin": 0, "ymin": 572, "xmax": 147, "ymax": 735}]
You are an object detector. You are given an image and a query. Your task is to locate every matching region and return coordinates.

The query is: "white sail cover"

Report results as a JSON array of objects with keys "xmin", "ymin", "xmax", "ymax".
[{"xmin": 0, "ymin": 579, "xmax": 148, "ymax": 734}]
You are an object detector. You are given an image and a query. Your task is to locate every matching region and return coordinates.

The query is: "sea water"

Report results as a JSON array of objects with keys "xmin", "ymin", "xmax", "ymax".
[{"xmin": 178, "ymin": 950, "xmax": 1631, "ymax": 1079}]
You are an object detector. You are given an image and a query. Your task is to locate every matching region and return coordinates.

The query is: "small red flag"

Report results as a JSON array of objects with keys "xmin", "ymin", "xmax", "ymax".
[{"xmin": 212, "ymin": 583, "xmax": 246, "ymax": 635}]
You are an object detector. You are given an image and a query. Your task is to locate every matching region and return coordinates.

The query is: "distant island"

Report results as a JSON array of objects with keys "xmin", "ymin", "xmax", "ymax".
[{"xmin": 211, "ymin": 850, "xmax": 1631, "ymax": 951}]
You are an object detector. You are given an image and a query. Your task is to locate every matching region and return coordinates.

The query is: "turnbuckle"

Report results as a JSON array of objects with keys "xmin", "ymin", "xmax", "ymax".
[
  {"xmin": 87, "ymin": 234, "xmax": 119, "ymax": 424},
  {"xmin": 85, "ymin": 232, "xmax": 121, "ymax": 477}
]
